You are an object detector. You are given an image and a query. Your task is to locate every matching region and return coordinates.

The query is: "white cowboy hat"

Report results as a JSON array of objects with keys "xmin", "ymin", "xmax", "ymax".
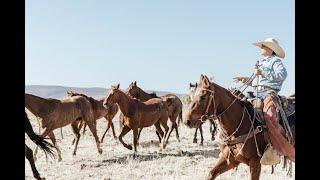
[{"xmin": 253, "ymin": 38, "xmax": 285, "ymax": 58}]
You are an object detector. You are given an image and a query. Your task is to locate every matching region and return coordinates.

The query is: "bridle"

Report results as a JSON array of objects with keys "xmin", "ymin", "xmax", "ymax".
[{"xmin": 193, "ymin": 85, "xmax": 263, "ymax": 157}]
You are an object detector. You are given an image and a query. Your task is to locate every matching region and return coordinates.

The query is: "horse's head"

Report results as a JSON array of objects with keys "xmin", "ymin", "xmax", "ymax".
[
  {"xmin": 184, "ymin": 74, "xmax": 215, "ymax": 128},
  {"xmin": 103, "ymin": 84, "xmax": 120, "ymax": 109},
  {"xmin": 126, "ymin": 81, "xmax": 142, "ymax": 98}
]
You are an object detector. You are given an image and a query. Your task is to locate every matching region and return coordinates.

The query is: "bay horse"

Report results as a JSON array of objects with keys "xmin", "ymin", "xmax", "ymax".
[
  {"xmin": 189, "ymin": 82, "xmax": 217, "ymax": 145},
  {"xmin": 26, "ymin": 112, "xmax": 55, "ymax": 180},
  {"xmin": 103, "ymin": 84, "xmax": 170, "ymax": 151},
  {"xmin": 25, "ymin": 93, "xmax": 102, "ymax": 161},
  {"xmin": 126, "ymin": 81, "xmax": 183, "ymax": 143},
  {"xmin": 185, "ymin": 74, "xmax": 268, "ymax": 180},
  {"xmin": 66, "ymin": 91, "xmax": 119, "ymax": 143}
]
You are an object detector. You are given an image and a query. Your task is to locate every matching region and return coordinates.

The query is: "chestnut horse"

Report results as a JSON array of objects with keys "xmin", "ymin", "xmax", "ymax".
[
  {"xmin": 189, "ymin": 82, "xmax": 217, "ymax": 145},
  {"xmin": 25, "ymin": 93, "xmax": 102, "ymax": 161},
  {"xmin": 103, "ymin": 84, "xmax": 170, "ymax": 151},
  {"xmin": 126, "ymin": 81, "xmax": 183, "ymax": 143},
  {"xmin": 66, "ymin": 91, "xmax": 119, "ymax": 143},
  {"xmin": 26, "ymin": 112, "xmax": 55, "ymax": 180},
  {"xmin": 185, "ymin": 75, "xmax": 267, "ymax": 180}
]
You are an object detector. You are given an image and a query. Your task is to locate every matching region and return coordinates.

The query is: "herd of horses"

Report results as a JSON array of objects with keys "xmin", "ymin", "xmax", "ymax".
[{"xmin": 25, "ymin": 75, "xmax": 295, "ymax": 180}]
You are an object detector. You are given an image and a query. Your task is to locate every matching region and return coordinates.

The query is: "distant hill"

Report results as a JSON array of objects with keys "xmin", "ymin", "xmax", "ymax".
[{"xmin": 25, "ymin": 85, "xmax": 186, "ymax": 100}]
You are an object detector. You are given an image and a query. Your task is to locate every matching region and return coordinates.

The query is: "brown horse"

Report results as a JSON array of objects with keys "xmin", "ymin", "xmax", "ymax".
[
  {"xmin": 184, "ymin": 75, "xmax": 267, "ymax": 180},
  {"xmin": 66, "ymin": 91, "xmax": 119, "ymax": 143},
  {"xmin": 26, "ymin": 112, "xmax": 55, "ymax": 180},
  {"xmin": 126, "ymin": 81, "xmax": 183, "ymax": 143},
  {"xmin": 25, "ymin": 93, "xmax": 102, "ymax": 161},
  {"xmin": 189, "ymin": 82, "xmax": 217, "ymax": 145},
  {"xmin": 103, "ymin": 84, "xmax": 170, "ymax": 151}
]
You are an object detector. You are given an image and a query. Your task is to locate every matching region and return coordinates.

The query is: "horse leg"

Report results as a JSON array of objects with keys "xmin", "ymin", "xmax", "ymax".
[
  {"xmin": 133, "ymin": 128, "xmax": 138, "ymax": 152},
  {"xmin": 206, "ymin": 154, "xmax": 240, "ymax": 180},
  {"xmin": 86, "ymin": 120, "xmax": 103, "ymax": 154},
  {"xmin": 71, "ymin": 122, "xmax": 81, "ymax": 156},
  {"xmin": 82, "ymin": 122, "xmax": 87, "ymax": 135},
  {"xmin": 271, "ymin": 165, "xmax": 274, "ymax": 174},
  {"xmin": 211, "ymin": 121, "xmax": 216, "ymax": 141},
  {"xmin": 159, "ymin": 118, "xmax": 170, "ymax": 149},
  {"xmin": 249, "ymin": 159, "xmax": 262, "ymax": 180},
  {"xmin": 119, "ymin": 125, "xmax": 132, "ymax": 150},
  {"xmin": 110, "ymin": 122, "xmax": 117, "ymax": 139},
  {"xmin": 46, "ymin": 131, "xmax": 62, "ymax": 161},
  {"xmin": 26, "ymin": 145, "xmax": 43, "ymax": 180},
  {"xmin": 153, "ymin": 122, "xmax": 164, "ymax": 143},
  {"xmin": 34, "ymin": 127, "xmax": 52, "ymax": 162},
  {"xmin": 199, "ymin": 125, "xmax": 204, "ymax": 146},
  {"xmin": 100, "ymin": 119, "xmax": 112, "ymax": 143},
  {"xmin": 60, "ymin": 128, "xmax": 63, "ymax": 139},
  {"xmin": 137, "ymin": 128, "xmax": 143, "ymax": 141},
  {"xmin": 165, "ymin": 120, "xmax": 175, "ymax": 144},
  {"xmin": 193, "ymin": 128, "xmax": 198, "ymax": 143},
  {"xmin": 156, "ymin": 131, "xmax": 162, "ymax": 143}
]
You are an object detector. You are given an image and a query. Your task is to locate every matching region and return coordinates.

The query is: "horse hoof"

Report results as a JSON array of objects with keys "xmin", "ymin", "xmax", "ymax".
[
  {"xmin": 127, "ymin": 145, "xmax": 133, "ymax": 150},
  {"xmin": 211, "ymin": 137, "xmax": 215, "ymax": 141},
  {"xmin": 58, "ymin": 157, "xmax": 62, "ymax": 162},
  {"xmin": 72, "ymin": 152, "xmax": 76, "ymax": 156},
  {"xmin": 113, "ymin": 136, "xmax": 118, "ymax": 140},
  {"xmin": 200, "ymin": 142, "xmax": 204, "ymax": 146},
  {"xmin": 193, "ymin": 139, "xmax": 197, "ymax": 143},
  {"xmin": 98, "ymin": 149, "xmax": 103, "ymax": 154}
]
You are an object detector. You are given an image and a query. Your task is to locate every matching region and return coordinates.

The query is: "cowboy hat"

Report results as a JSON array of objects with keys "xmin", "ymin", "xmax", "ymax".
[{"xmin": 253, "ymin": 38, "xmax": 285, "ymax": 58}]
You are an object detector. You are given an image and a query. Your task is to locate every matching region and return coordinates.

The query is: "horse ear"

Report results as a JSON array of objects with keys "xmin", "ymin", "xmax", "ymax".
[
  {"xmin": 134, "ymin": 81, "xmax": 137, "ymax": 86},
  {"xmin": 67, "ymin": 90, "xmax": 72, "ymax": 95},
  {"xmin": 116, "ymin": 84, "xmax": 120, "ymax": 89},
  {"xmin": 202, "ymin": 75, "xmax": 211, "ymax": 87}
]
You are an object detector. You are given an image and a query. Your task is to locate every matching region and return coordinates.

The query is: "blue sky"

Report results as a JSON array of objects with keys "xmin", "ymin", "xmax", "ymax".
[{"xmin": 26, "ymin": 1, "xmax": 294, "ymax": 95}]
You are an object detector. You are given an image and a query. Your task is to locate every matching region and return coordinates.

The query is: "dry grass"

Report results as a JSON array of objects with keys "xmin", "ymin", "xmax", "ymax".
[{"xmin": 25, "ymin": 111, "xmax": 294, "ymax": 180}]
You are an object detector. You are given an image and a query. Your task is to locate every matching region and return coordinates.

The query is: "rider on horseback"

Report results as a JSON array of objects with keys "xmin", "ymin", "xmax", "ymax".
[{"xmin": 233, "ymin": 38, "xmax": 295, "ymax": 163}]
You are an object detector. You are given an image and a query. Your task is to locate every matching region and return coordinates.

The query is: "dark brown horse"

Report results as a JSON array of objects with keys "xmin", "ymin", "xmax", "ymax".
[
  {"xmin": 25, "ymin": 93, "xmax": 102, "ymax": 161},
  {"xmin": 26, "ymin": 112, "xmax": 55, "ymax": 180},
  {"xmin": 103, "ymin": 84, "xmax": 170, "ymax": 151},
  {"xmin": 126, "ymin": 81, "xmax": 183, "ymax": 143},
  {"xmin": 184, "ymin": 74, "xmax": 267, "ymax": 180},
  {"xmin": 66, "ymin": 91, "xmax": 119, "ymax": 143}
]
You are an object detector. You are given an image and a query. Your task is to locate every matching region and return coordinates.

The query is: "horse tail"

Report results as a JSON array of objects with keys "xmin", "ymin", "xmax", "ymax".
[{"xmin": 25, "ymin": 112, "xmax": 55, "ymax": 159}]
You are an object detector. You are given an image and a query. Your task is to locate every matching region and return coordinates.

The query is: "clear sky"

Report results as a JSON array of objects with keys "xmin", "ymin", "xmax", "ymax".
[{"xmin": 26, "ymin": 0, "xmax": 294, "ymax": 95}]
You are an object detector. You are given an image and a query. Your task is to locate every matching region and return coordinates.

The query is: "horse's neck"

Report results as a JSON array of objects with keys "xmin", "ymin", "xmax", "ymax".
[
  {"xmin": 116, "ymin": 91, "xmax": 132, "ymax": 116},
  {"xmin": 213, "ymin": 86, "xmax": 245, "ymax": 135},
  {"xmin": 138, "ymin": 89, "xmax": 154, "ymax": 101},
  {"xmin": 25, "ymin": 94, "xmax": 57, "ymax": 116}
]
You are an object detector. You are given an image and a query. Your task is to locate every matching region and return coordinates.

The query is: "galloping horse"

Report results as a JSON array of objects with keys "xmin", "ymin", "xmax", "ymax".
[
  {"xmin": 189, "ymin": 82, "xmax": 217, "ymax": 145},
  {"xmin": 25, "ymin": 93, "xmax": 102, "ymax": 161},
  {"xmin": 185, "ymin": 75, "xmax": 267, "ymax": 180},
  {"xmin": 25, "ymin": 112, "xmax": 55, "ymax": 180},
  {"xmin": 126, "ymin": 81, "xmax": 183, "ymax": 143},
  {"xmin": 103, "ymin": 84, "xmax": 170, "ymax": 151},
  {"xmin": 66, "ymin": 91, "xmax": 119, "ymax": 143}
]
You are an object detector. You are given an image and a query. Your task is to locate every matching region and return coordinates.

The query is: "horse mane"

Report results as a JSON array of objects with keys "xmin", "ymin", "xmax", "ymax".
[{"xmin": 150, "ymin": 92, "xmax": 158, "ymax": 98}]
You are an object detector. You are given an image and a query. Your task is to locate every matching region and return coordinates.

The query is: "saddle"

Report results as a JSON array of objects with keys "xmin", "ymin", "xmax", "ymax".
[{"xmin": 245, "ymin": 92, "xmax": 295, "ymax": 126}]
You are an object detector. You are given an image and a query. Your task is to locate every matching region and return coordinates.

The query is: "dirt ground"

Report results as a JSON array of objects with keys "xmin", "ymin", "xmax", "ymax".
[{"xmin": 25, "ymin": 110, "xmax": 295, "ymax": 180}]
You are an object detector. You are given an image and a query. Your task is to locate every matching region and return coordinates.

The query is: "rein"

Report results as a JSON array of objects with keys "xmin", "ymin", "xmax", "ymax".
[{"xmin": 196, "ymin": 80, "xmax": 263, "ymax": 157}]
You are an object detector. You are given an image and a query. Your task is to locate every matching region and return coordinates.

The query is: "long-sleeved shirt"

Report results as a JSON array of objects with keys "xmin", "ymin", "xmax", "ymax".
[{"xmin": 249, "ymin": 55, "xmax": 287, "ymax": 99}]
